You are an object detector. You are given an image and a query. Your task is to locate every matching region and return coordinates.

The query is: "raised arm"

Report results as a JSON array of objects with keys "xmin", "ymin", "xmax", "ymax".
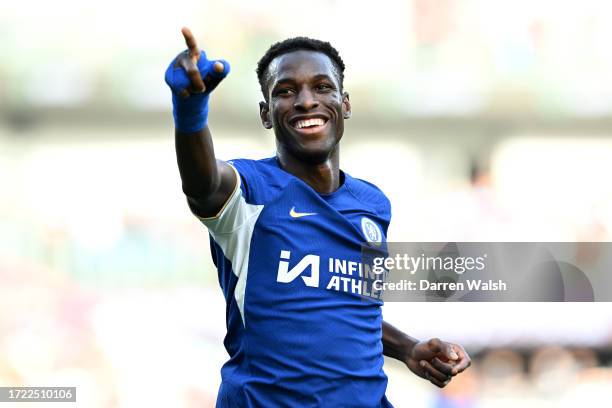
[{"xmin": 165, "ymin": 27, "xmax": 236, "ymax": 217}]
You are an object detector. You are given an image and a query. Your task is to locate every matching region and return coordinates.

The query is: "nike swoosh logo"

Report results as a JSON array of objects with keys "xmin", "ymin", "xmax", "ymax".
[{"xmin": 289, "ymin": 206, "xmax": 317, "ymax": 218}]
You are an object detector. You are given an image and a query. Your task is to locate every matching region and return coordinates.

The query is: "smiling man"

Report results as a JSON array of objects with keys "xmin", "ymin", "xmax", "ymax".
[{"xmin": 165, "ymin": 27, "xmax": 470, "ymax": 407}]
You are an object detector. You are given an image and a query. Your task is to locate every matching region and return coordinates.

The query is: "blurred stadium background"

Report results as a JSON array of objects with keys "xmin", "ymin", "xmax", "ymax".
[{"xmin": 2, "ymin": 0, "xmax": 612, "ymax": 406}]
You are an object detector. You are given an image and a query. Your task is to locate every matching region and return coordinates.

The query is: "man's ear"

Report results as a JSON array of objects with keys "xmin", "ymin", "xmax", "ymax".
[
  {"xmin": 259, "ymin": 101, "xmax": 273, "ymax": 129},
  {"xmin": 342, "ymin": 92, "xmax": 351, "ymax": 119}
]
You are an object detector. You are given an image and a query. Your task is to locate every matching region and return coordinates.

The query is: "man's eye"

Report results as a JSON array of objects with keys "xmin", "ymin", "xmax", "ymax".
[
  {"xmin": 276, "ymin": 88, "xmax": 294, "ymax": 96},
  {"xmin": 316, "ymin": 84, "xmax": 333, "ymax": 92}
]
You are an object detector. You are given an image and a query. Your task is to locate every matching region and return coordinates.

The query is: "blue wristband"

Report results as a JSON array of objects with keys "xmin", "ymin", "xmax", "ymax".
[{"xmin": 164, "ymin": 50, "xmax": 230, "ymax": 133}]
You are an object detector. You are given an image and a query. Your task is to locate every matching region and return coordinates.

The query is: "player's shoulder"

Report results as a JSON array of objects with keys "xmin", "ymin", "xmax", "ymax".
[
  {"xmin": 226, "ymin": 157, "xmax": 285, "ymax": 204},
  {"xmin": 344, "ymin": 173, "xmax": 391, "ymax": 217},
  {"xmin": 227, "ymin": 157, "xmax": 278, "ymax": 175}
]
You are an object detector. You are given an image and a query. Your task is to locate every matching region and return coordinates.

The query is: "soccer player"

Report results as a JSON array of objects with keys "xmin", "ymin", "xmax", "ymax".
[{"xmin": 166, "ymin": 27, "xmax": 471, "ymax": 407}]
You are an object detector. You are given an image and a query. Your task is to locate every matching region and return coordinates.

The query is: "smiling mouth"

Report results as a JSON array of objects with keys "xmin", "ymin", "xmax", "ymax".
[{"xmin": 291, "ymin": 118, "xmax": 328, "ymax": 131}]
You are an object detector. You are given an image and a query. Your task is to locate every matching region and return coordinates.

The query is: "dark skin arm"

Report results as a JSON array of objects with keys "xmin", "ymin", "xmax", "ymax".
[
  {"xmin": 382, "ymin": 321, "xmax": 471, "ymax": 388},
  {"xmin": 174, "ymin": 27, "xmax": 236, "ymax": 217}
]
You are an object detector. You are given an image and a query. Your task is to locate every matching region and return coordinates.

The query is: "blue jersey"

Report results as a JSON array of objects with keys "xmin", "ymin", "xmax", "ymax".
[{"xmin": 197, "ymin": 157, "xmax": 393, "ymax": 408}]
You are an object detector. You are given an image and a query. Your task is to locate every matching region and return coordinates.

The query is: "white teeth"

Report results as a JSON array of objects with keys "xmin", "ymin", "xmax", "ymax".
[{"xmin": 295, "ymin": 118, "xmax": 325, "ymax": 129}]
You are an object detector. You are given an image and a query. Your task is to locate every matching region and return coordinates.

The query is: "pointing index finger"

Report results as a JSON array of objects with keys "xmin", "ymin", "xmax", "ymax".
[
  {"xmin": 213, "ymin": 61, "xmax": 225, "ymax": 73},
  {"xmin": 181, "ymin": 27, "xmax": 200, "ymax": 60}
]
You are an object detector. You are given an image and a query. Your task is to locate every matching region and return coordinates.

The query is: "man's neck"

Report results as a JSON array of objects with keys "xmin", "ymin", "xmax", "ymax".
[{"xmin": 277, "ymin": 147, "xmax": 341, "ymax": 194}]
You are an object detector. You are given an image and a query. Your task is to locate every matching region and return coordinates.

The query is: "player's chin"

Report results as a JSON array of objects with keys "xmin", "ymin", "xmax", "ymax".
[{"xmin": 291, "ymin": 140, "xmax": 337, "ymax": 164}]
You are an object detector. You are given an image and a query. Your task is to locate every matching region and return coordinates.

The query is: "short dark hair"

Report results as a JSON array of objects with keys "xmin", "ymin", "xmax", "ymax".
[{"xmin": 256, "ymin": 37, "xmax": 346, "ymax": 100}]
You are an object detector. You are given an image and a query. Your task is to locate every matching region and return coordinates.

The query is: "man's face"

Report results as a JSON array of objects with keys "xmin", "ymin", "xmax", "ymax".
[{"xmin": 260, "ymin": 50, "xmax": 351, "ymax": 164}]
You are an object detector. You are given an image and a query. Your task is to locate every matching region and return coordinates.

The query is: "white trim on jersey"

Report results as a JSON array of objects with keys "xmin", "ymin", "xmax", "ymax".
[{"xmin": 196, "ymin": 163, "xmax": 264, "ymax": 326}]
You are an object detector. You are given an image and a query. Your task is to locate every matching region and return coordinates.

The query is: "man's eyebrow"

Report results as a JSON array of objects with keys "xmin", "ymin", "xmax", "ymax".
[
  {"xmin": 311, "ymin": 74, "xmax": 335, "ymax": 82},
  {"xmin": 272, "ymin": 77, "xmax": 295, "ymax": 86},
  {"xmin": 273, "ymin": 74, "xmax": 335, "ymax": 86}
]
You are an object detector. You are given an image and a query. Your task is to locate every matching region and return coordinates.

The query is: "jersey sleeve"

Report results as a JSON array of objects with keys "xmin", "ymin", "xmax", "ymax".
[{"xmin": 194, "ymin": 160, "xmax": 264, "ymax": 234}]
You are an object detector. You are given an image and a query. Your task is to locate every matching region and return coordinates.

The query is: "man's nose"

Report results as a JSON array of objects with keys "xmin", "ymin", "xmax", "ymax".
[{"xmin": 294, "ymin": 89, "xmax": 319, "ymax": 111}]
